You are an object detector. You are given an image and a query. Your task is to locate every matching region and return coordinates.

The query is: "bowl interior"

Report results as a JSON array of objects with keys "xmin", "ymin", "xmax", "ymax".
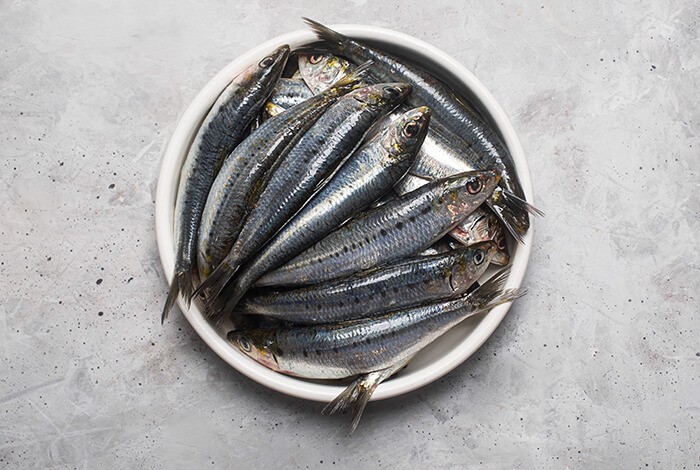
[{"xmin": 155, "ymin": 25, "xmax": 533, "ymax": 402}]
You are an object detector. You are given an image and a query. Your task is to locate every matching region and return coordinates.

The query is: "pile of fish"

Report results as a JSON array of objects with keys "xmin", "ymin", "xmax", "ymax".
[{"xmin": 162, "ymin": 19, "xmax": 540, "ymax": 432}]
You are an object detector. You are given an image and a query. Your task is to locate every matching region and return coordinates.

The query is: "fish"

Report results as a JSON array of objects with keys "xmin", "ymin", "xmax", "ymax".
[
  {"xmin": 217, "ymin": 106, "xmax": 431, "ymax": 314},
  {"xmin": 161, "ymin": 45, "xmax": 289, "ymax": 323},
  {"xmin": 256, "ymin": 171, "xmax": 500, "ymax": 288},
  {"xmin": 229, "ymin": 267, "xmax": 524, "ymax": 431},
  {"xmin": 301, "ymin": 20, "xmax": 543, "ymax": 240},
  {"xmin": 196, "ymin": 65, "xmax": 369, "ymax": 279},
  {"xmin": 297, "ymin": 52, "xmax": 540, "ymax": 246},
  {"xmin": 262, "ymin": 78, "xmax": 314, "ymax": 119},
  {"xmin": 238, "ymin": 241, "xmax": 497, "ymax": 324},
  {"xmin": 298, "ymin": 52, "xmax": 352, "ymax": 93},
  {"xmin": 451, "ymin": 206, "xmax": 509, "ymax": 266},
  {"xmin": 197, "ymin": 81, "xmax": 413, "ymax": 323}
]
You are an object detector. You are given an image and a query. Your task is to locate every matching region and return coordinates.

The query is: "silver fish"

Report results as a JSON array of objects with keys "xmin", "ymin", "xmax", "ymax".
[
  {"xmin": 161, "ymin": 45, "xmax": 289, "ymax": 323},
  {"xmin": 196, "ymin": 66, "xmax": 369, "ymax": 279},
  {"xmin": 238, "ymin": 241, "xmax": 497, "ymax": 324},
  {"xmin": 256, "ymin": 171, "xmax": 500, "ymax": 288},
  {"xmin": 229, "ymin": 267, "xmax": 523, "ymax": 431},
  {"xmin": 198, "ymin": 81, "xmax": 412, "ymax": 324},
  {"xmin": 218, "ymin": 106, "xmax": 431, "ymax": 315},
  {"xmin": 302, "ymin": 20, "xmax": 543, "ymax": 240}
]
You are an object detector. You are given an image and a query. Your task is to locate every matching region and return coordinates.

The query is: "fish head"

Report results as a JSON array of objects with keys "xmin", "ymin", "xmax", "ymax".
[
  {"xmin": 227, "ymin": 329, "xmax": 283, "ymax": 372},
  {"xmin": 437, "ymin": 170, "xmax": 500, "ymax": 217},
  {"xmin": 298, "ymin": 52, "xmax": 351, "ymax": 93},
  {"xmin": 241, "ymin": 45, "xmax": 291, "ymax": 84},
  {"xmin": 447, "ymin": 241, "xmax": 498, "ymax": 293},
  {"xmin": 348, "ymin": 82, "xmax": 412, "ymax": 112},
  {"xmin": 384, "ymin": 106, "xmax": 432, "ymax": 160},
  {"xmin": 451, "ymin": 208, "xmax": 510, "ymax": 266}
]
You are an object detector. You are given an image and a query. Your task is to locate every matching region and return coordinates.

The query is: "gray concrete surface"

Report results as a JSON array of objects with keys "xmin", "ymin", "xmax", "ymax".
[{"xmin": 1, "ymin": 0, "xmax": 698, "ymax": 468}]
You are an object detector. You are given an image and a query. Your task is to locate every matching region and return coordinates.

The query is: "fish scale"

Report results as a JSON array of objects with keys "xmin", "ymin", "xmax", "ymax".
[{"xmin": 256, "ymin": 171, "xmax": 500, "ymax": 288}]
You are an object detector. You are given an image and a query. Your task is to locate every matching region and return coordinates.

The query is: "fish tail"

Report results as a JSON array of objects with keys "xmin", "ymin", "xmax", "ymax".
[
  {"xmin": 303, "ymin": 18, "xmax": 350, "ymax": 49},
  {"xmin": 211, "ymin": 274, "xmax": 251, "ymax": 325},
  {"xmin": 203, "ymin": 290, "xmax": 230, "ymax": 326},
  {"xmin": 470, "ymin": 266, "xmax": 527, "ymax": 311},
  {"xmin": 192, "ymin": 261, "xmax": 238, "ymax": 317},
  {"xmin": 322, "ymin": 374, "xmax": 378, "ymax": 434},
  {"xmin": 161, "ymin": 266, "xmax": 193, "ymax": 324},
  {"xmin": 487, "ymin": 188, "xmax": 544, "ymax": 244},
  {"xmin": 328, "ymin": 60, "xmax": 373, "ymax": 91}
]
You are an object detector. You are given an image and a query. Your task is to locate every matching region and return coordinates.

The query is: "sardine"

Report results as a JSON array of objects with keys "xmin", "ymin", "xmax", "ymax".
[
  {"xmin": 198, "ymin": 81, "xmax": 412, "ymax": 323},
  {"xmin": 161, "ymin": 45, "xmax": 289, "ymax": 323},
  {"xmin": 302, "ymin": 20, "xmax": 543, "ymax": 240},
  {"xmin": 218, "ymin": 106, "xmax": 431, "ymax": 314},
  {"xmin": 239, "ymin": 241, "xmax": 497, "ymax": 324},
  {"xmin": 229, "ymin": 268, "xmax": 523, "ymax": 431},
  {"xmin": 196, "ymin": 66, "xmax": 369, "ymax": 279},
  {"xmin": 256, "ymin": 171, "xmax": 500, "ymax": 288}
]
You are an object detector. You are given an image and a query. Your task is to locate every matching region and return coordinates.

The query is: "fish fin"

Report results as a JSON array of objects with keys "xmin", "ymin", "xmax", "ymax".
[
  {"xmin": 303, "ymin": 18, "xmax": 351, "ymax": 50},
  {"xmin": 192, "ymin": 262, "xmax": 237, "ymax": 317},
  {"xmin": 323, "ymin": 357, "xmax": 411, "ymax": 433},
  {"xmin": 469, "ymin": 266, "xmax": 527, "ymax": 311},
  {"xmin": 322, "ymin": 373, "xmax": 379, "ymax": 434},
  {"xmin": 487, "ymin": 188, "xmax": 543, "ymax": 244},
  {"xmin": 206, "ymin": 290, "xmax": 231, "ymax": 326},
  {"xmin": 161, "ymin": 266, "xmax": 193, "ymax": 324},
  {"xmin": 211, "ymin": 274, "xmax": 251, "ymax": 326},
  {"xmin": 327, "ymin": 59, "xmax": 373, "ymax": 91}
]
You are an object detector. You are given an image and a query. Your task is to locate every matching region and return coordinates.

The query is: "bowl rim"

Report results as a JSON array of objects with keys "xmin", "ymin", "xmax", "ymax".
[{"xmin": 155, "ymin": 24, "xmax": 534, "ymax": 402}]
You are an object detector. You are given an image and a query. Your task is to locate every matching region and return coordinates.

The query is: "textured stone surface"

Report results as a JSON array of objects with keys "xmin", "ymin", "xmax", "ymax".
[{"xmin": 1, "ymin": 1, "xmax": 698, "ymax": 468}]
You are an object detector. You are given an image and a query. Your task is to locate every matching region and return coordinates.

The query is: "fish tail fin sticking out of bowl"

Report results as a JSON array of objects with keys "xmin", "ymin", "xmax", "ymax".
[
  {"xmin": 161, "ymin": 267, "xmax": 193, "ymax": 324},
  {"xmin": 322, "ymin": 356, "xmax": 413, "ymax": 434}
]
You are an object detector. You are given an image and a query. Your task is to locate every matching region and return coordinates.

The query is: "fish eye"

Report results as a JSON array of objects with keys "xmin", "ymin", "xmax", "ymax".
[
  {"xmin": 259, "ymin": 56, "xmax": 275, "ymax": 68},
  {"xmin": 473, "ymin": 249, "xmax": 485, "ymax": 265},
  {"xmin": 238, "ymin": 336, "xmax": 251, "ymax": 352},
  {"xmin": 383, "ymin": 86, "xmax": 401, "ymax": 100},
  {"xmin": 496, "ymin": 234, "xmax": 507, "ymax": 250},
  {"xmin": 466, "ymin": 177, "xmax": 483, "ymax": 194},
  {"xmin": 403, "ymin": 121, "xmax": 420, "ymax": 137},
  {"xmin": 309, "ymin": 54, "xmax": 324, "ymax": 64}
]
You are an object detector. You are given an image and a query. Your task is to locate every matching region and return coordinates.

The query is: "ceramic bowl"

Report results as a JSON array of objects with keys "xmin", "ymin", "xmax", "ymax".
[{"xmin": 155, "ymin": 25, "xmax": 534, "ymax": 402}]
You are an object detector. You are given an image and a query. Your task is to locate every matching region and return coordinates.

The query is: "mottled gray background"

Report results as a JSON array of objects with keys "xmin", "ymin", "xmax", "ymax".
[{"xmin": 1, "ymin": 0, "xmax": 698, "ymax": 468}]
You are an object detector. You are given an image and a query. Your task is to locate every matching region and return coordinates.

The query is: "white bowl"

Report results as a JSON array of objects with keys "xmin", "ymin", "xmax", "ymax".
[{"xmin": 155, "ymin": 25, "xmax": 534, "ymax": 402}]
